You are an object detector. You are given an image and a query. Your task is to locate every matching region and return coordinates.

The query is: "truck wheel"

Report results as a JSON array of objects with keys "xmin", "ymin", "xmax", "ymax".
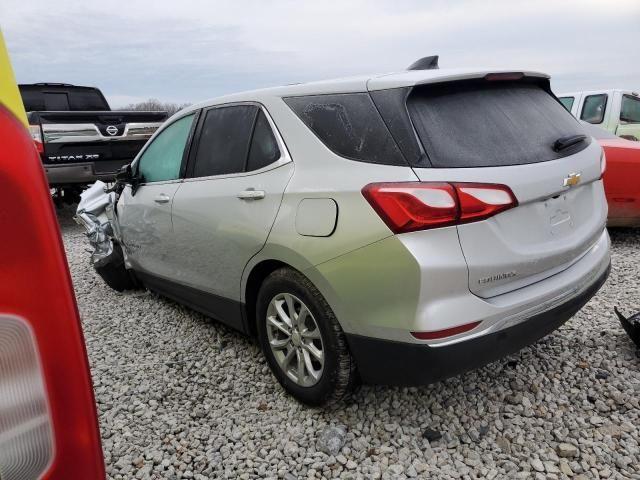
[
  {"xmin": 94, "ymin": 242, "xmax": 138, "ymax": 292},
  {"xmin": 256, "ymin": 268, "xmax": 357, "ymax": 406}
]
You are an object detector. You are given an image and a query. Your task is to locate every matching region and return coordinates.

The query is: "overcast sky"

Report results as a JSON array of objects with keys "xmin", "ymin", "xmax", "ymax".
[{"xmin": 2, "ymin": 0, "xmax": 639, "ymax": 108}]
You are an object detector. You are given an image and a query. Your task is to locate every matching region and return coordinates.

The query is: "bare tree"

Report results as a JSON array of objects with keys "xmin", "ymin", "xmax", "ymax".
[{"xmin": 119, "ymin": 98, "xmax": 190, "ymax": 116}]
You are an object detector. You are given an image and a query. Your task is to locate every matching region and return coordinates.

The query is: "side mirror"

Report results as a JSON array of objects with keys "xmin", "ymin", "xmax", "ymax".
[{"xmin": 116, "ymin": 163, "xmax": 133, "ymax": 183}]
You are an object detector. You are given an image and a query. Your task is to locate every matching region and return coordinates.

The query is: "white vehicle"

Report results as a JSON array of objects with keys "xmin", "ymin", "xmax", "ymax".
[{"xmin": 558, "ymin": 89, "xmax": 640, "ymax": 141}]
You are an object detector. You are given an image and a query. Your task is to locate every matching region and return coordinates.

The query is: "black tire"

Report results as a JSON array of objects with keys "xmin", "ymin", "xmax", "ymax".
[
  {"xmin": 256, "ymin": 268, "xmax": 357, "ymax": 406},
  {"xmin": 94, "ymin": 242, "xmax": 138, "ymax": 292}
]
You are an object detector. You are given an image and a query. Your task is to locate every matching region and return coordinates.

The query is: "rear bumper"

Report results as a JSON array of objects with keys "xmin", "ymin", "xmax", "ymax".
[
  {"xmin": 44, "ymin": 161, "xmax": 129, "ymax": 185},
  {"xmin": 346, "ymin": 261, "xmax": 610, "ymax": 385}
]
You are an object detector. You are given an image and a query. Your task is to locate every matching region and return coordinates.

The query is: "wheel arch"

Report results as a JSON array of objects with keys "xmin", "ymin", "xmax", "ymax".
[{"xmin": 241, "ymin": 246, "xmax": 353, "ymax": 338}]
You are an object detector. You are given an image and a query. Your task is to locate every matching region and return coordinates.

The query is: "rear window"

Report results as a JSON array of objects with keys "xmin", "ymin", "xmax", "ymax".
[
  {"xmin": 285, "ymin": 93, "xmax": 406, "ymax": 166},
  {"xmin": 19, "ymin": 85, "xmax": 109, "ymax": 111},
  {"xmin": 407, "ymin": 82, "xmax": 588, "ymax": 168}
]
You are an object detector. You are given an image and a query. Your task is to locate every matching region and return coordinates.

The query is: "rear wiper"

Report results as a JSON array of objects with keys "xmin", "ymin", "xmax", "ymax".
[{"xmin": 553, "ymin": 134, "xmax": 587, "ymax": 152}]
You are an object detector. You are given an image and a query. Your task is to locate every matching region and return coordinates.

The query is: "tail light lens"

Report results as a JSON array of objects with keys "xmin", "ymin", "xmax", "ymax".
[
  {"xmin": 1, "ymin": 106, "xmax": 105, "ymax": 479},
  {"xmin": 362, "ymin": 182, "xmax": 517, "ymax": 234},
  {"xmin": 28, "ymin": 124, "xmax": 44, "ymax": 154}
]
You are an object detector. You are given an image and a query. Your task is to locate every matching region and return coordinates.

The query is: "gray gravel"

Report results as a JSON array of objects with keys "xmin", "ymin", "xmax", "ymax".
[{"xmin": 58, "ymin": 207, "xmax": 640, "ymax": 479}]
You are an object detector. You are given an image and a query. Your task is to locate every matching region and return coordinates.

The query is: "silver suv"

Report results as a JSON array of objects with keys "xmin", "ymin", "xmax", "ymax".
[{"xmin": 78, "ymin": 58, "xmax": 611, "ymax": 406}]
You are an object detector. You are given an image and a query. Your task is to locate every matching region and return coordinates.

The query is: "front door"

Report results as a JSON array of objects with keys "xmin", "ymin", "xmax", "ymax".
[{"xmin": 118, "ymin": 112, "xmax": 197, "ymax": 278}]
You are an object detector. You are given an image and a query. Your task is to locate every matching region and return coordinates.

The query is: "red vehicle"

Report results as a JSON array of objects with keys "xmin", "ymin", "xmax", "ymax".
[
  {"xmin": 0, "ymin": 105, "xmax": 105, "ymax": 479},
  {"xmin": 583, "ymin": 122, "xmax": 640, "ymax": 227}
]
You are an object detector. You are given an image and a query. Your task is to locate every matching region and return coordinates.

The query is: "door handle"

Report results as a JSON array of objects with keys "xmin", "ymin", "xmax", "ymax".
[
  {"xmin": 153, "ymin": 193, "xmax": 171, "ymax": 204},
  {"xmin": 237, "ymin": 189, "xmax": 265, "ymax": 200}
]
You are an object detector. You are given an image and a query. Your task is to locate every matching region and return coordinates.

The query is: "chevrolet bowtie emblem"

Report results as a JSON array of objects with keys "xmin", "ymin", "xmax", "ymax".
[{"xmin": 563, "ymin": 173, "xmax": 581, "ymax": 187}]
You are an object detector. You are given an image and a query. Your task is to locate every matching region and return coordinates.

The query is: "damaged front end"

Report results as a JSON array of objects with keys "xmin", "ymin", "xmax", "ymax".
[
  {"xmin": 75, "ymin": 181, "xmax": 121, "ymax": 267},
  {"xmin": 75, "ymin": 182, "xmax": 137, "ymax": 291}
]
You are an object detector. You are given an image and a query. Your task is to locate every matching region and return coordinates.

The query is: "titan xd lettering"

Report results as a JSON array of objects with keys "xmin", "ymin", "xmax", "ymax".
[{"xmin": 48, "ymin": 154, "xmax": 100, "ymax": 161}]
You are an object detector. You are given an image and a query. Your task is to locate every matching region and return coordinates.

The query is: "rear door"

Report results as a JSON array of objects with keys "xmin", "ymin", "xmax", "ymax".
[
  {"xmin": 118, "ymin": 112, "xmax": 197, "ymax": 277},
  {"xmin": 170, "ymin": 104, "xmax": 293, "ymax": 300},
  {"xmin": 404, "ymin": 80, "xmax": 606, "ymax": 298}
]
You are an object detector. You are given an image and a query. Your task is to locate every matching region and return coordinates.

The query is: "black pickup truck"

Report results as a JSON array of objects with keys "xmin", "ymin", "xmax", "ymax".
[{"xmin": 20, "ymin": 83, "xmax": 168, "ymax": 203}]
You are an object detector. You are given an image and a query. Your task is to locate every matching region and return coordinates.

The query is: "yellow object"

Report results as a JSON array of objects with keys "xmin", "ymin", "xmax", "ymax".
[{"xmin": 0, "ymin": 29, "xmax": 28, "ymax": 126}]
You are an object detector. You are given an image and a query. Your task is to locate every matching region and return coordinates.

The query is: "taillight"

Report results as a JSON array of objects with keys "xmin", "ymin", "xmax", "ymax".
[
  {"xmin": 362, "ymin": 182, "xmax": 517, "ymax": 234},
  {"xmin": 456, "ymin": 183, "xmax": 518, "ymax": 223},
  {"xmin": 1, "ymin": 106, "xmax": 105, "ymax": 479},
  {"xmin": 28, "ymin": 124, "xmax": 44, "ymax": 154}
]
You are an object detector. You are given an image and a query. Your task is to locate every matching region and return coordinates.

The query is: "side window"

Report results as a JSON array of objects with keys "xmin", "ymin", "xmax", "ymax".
[
  {"xmin": 621, "ymin": 95, "xmax": 640, "ymax": 123},
  {"xmin": 247, "ymin": 110, "xmax": 281, "ymax": 171},
  {"xmin": 580, "ymin": 94, "xmax": 607, "ymax": 124},
  {"xmin": 559, "ymin": 96, "xmax": 574, "ymax": 112},
  {"xmin": 285, "ymin": 93, "xmax": 406, "ymax": 166},
  {"xmin": 191, "ymin": 105, "xmax": 257, "ymax": 178},
  {"xmin": 137, "ymin": 113, "xmax": 195, "ymax": 183}
]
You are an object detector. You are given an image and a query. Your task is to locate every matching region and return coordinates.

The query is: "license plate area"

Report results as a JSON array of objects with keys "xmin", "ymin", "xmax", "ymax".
[{"xmin": 545, "ymin": 194, "xmax": 573, "ymax": 236}]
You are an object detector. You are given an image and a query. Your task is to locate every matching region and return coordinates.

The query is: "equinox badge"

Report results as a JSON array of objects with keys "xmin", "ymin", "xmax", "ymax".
[{"xmin": 563, "ymin": 173, "xmax": 581, "ymax": 187}]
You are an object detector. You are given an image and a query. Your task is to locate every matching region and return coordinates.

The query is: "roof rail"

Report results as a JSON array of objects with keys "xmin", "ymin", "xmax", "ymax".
[{"xmin": 407, "ymin": 56, "xmax": 439, "ymax": 71}]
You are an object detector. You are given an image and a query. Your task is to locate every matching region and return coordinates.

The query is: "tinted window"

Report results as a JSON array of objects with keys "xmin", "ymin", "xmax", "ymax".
[
  {"xmin": 67, "ymin": 89, "xmax": 109, "ymax": 110},
  {"xmin": 44, "ymin": 92, "xmax": 69, "ymax": 110},
  {"xmin": 191, "ymin": 105, "xmax": 257, "ymax": 178},
  {"xmin": 285, "ymin": 93, "xmax": 406, "ymax": 166},
  {"xmin": 18, "ymin": 85, "xmax": 109, "ymax": 111},
  {"xmin": 580, "ymin": 94, "xmax": 607, "ymax": 124},
  {"xmin": 621, "ymin": 95, "xmax": 640, "ymax": 123},
  {"xmin": 247, "ymin": 110, "xmax": 280, "ymax": 171},
  {"xmin": 407, "ymin": 82, "xmax": 588, "ymax": 168},
  {"xmin": 559, "ymin": 96, "xmax": 575, "ymax": 112},
  {"xmin": 138, "ymin": 114, "xmax": 195, "ymax": 183}
]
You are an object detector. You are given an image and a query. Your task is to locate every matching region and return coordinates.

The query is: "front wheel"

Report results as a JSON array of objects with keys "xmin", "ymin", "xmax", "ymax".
[
  {"xmin": 256, "ymin": 268, "xmax": 357, "ymax": 406},
  {"xmin": 94, "ymin": 242, "xmax": 139, "ymax": 292}
]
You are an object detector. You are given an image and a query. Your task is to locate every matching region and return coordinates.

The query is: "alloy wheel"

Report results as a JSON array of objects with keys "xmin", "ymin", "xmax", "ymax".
[{"xmin": 265, "ymin": 293, "xmax": 324, "ymax": 387}]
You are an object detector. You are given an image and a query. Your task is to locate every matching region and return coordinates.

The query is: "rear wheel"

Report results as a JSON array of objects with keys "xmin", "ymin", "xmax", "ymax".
[{"xmin": 256, "ymin": 268, "xmax": 356, "ymax": 406}]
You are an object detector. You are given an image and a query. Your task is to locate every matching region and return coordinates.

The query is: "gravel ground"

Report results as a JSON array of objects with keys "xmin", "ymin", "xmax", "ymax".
[{"xmin": 58, "ymin": 207, "xmax": 640, "ymax": 480}]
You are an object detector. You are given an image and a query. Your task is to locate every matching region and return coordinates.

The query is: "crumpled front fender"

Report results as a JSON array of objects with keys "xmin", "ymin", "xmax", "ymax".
[{"xmin": 75, "ymin": 181, "xmax": 120, "ymax": 267}]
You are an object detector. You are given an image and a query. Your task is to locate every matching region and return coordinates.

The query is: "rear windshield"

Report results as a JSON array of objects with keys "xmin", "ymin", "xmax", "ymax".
[
  {"xmin": 407, "ymin": 81, "xmax": 588, "ymax": 168},
  {"xmin": 19, "ymin": 85, "xmax": 110, "ymax": 111}
]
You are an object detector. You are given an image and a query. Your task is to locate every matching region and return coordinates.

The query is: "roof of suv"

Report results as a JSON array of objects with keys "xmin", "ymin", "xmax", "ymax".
[{"xmin": 180, "ymin": 67, "xmax": 549, "ymax": 116}]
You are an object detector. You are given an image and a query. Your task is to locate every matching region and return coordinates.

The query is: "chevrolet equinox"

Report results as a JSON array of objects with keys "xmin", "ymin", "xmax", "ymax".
[{"xmin": 77, "ymin": 57, "xmax": 611, "ymax": 406}]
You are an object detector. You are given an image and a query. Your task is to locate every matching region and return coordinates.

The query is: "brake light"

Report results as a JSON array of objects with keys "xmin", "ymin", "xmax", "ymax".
[
  {"xmin": 484, "ymin": 72, "xmax": 524, "ymax": 81},
  {"xmin": 29, "ymin": 124, "xmax": 44, "ymax": 154},
  {"xmin": 362, "ymin": 182, "xmax": 517, "ymax": 233}
]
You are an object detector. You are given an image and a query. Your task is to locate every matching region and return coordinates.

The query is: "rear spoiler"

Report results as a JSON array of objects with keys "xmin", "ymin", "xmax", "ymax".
[{"xmin": 368, "ymin": 67, "xmax": 550, "ymax": 91}]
